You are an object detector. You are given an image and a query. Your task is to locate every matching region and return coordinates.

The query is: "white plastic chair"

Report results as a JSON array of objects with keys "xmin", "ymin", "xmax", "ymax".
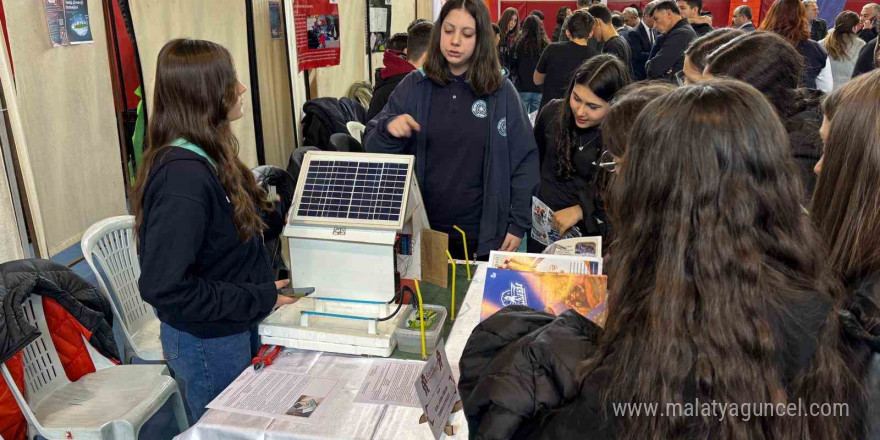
[
  {"xmin": 81, "ymin": 215, "xmax": 162, "ymax": 363},
  {"xmin": 346, "ymin": 121, "xmax": 366, "ymax": 143},
  {"xmin": 0, "ymin": 295, "xmax": 189, "ymax": 440}
]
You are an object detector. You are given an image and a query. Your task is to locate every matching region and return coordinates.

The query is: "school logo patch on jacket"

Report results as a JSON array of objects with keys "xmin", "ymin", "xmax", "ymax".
[
  {"xmin": 472, "ymin": 100, "xmax": 488, "ymax": 118},
  {"xmin": 497, "ymin": 118, "xmax": 507, "ymax": 137}
]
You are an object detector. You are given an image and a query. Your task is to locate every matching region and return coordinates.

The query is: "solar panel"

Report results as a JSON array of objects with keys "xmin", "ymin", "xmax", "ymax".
[{"xmin": 291, "ymin": 152, "xmax": 413, "ymax": 229}]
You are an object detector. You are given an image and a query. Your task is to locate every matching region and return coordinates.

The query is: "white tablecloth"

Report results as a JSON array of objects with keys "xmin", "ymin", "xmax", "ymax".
[{"xmin": 175, "ymin": 264, "xmax": 488, "ymax": 440}]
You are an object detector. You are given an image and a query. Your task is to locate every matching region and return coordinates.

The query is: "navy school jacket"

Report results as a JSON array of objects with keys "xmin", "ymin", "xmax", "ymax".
[{"xmin": 364, "ymin": 70, "xmax": 539, "ymax": 255}]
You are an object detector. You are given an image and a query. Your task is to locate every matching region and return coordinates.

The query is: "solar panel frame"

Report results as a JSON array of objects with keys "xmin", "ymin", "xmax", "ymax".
[{"xmin": 289, "ymin": 152, "xmax": 414, "ymax": 230}]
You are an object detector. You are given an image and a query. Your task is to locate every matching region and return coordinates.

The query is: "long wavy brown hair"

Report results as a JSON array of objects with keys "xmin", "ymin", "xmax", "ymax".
[
  {"xmin": 705, "ymin": 32, "xmax": 809, "ymax": 118},
  {"xmin": 582, "ymin": 80, "xmax": 858, "ymax": 440},
  {"xmin": 514, "ymin": 14, "xmax": 549, "ymax": 58},
  {"xmin": 131, "ymin": 39, "xmax": 272, "ymax": 241},
  {"xmin": 760, "ymin": 0, "xmax": 810, "ymax": 45},
  {"xmin": 811, "ymin": 70, "xmax": 880, "ymax": 283}
]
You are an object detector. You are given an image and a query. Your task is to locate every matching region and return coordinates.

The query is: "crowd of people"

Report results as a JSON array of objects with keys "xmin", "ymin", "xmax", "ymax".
[
  {"xmin": 358, "ymin": 0, "xmax": 880, "ymax": 438},
  {"xmin": 130, "ymin": 0, "xmax": 879, "ymax": 431}
]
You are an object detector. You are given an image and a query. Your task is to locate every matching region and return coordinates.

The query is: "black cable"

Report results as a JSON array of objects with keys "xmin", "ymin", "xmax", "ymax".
[{"xmin": 377, "ymin": 285, "xmax": 408, "ymax": 322}]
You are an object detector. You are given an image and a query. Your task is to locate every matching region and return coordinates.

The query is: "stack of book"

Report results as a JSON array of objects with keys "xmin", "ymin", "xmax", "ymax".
[{"xmin": 481, "ymin": 237, "xmax": 607, "ymax": 325}]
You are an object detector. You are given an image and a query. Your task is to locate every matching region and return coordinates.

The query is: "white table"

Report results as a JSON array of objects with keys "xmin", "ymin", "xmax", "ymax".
[{"xmin": 175, "ymin": 264, "xmax": 488, "ymax": 440}]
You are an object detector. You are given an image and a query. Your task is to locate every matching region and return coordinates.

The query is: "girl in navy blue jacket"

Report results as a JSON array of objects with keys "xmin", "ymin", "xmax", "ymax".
[{"xmin": 364, "ymin": 0, "xmax": 539, "ymax": 259}]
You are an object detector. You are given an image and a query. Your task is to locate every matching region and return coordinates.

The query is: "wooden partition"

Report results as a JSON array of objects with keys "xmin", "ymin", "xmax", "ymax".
[
  {"xmin": 314, "ymin": 0, "xmax": 369, "ymax": 100},
  {"xmin": 129, "ymin": 0, "xmax": 260, "ymax": 167},
  {"xmin": 2, "ymin": 1, "xmax": 127, "ymax": 257},
  {"xmin": 253, "ymin": 0, "xmax": 297, "ymax": 168},
  {"xmin": 0, "ymin": 130, "xmax": 23, "ymax": 263}
]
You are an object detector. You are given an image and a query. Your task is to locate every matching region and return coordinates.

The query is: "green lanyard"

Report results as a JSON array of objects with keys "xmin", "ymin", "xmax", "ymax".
[{"xmin": 170, "ymin": 138, "xmax": 217, "ymax": 171}]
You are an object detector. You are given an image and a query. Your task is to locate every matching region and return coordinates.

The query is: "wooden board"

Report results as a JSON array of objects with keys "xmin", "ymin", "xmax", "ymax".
[
  {"xmin": 0, "ymin": 114, "xmax": 24, "ymax": 263},
  {"xmin": 3, "ymin": 0, "xmax": 127, "ymax": 257},
  {"xmin": 129, "ymin": 0, "xmax": 259, "ymax": 167},
  {"xmin": 421, "ymin": 229, "xmax": 449, "ymax": 288}
]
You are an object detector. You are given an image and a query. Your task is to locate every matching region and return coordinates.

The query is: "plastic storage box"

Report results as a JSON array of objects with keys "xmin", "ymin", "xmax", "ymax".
[{"xmin": 395, "ymin": 304, "xmax": 448, "ymax": 354}]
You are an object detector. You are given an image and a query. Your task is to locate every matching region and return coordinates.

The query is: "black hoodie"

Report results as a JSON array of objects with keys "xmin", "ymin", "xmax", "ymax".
[{"xmin": 137, "ymin": 146, "xmax": 277, "ymax": 338}]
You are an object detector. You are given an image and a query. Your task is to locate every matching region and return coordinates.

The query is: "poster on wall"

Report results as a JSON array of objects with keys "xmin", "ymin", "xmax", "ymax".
[
  {"xmin": 65, "ymin": 0, "xmax": 93, "ymax": 44},
  {"xmin": 44, "ymin": 0, "xmax": 66, "ymax": 47},
  {"xmin": 44, "ymin": 0, "xmax": 93, "ymax": 47},
  {"xmin": 369, "ymin": 0, "xmax": 392, "ymax": 53},
  {"xmin": 270, "ymin": 1, "xmax": 283, "ymax": 39},
  {"xmin": 294, "ymin": 0, "xmax": 342, "ymax": 71}
]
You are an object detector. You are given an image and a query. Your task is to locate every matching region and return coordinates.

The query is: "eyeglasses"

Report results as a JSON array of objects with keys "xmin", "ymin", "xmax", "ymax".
[
  {"xmin": 675, "ymin": 70, "xmax": 688, "ymax": 86},
  {"xmin": 593, "ymin": 150, "xmax": 617, "ymax": 173}
]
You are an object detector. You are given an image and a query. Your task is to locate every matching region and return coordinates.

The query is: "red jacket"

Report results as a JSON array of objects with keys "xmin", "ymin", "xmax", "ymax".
[
  {"xmin": 2, "ymin": 297, "xmax": 108, "ymax": 440},
  {"xmin": 1, "ymin": 260, "xmax": 120, "ymax": 440}
]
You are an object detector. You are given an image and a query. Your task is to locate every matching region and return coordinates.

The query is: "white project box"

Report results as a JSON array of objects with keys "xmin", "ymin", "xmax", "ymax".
[{"xmin": 259, "ymin": 151, "xmax": 429, "ymax": 357}]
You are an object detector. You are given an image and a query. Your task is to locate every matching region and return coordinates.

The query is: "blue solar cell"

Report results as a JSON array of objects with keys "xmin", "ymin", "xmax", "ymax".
[{"xmin": 297, "ymin": 159, "xmax": 408, "ymax": 222}]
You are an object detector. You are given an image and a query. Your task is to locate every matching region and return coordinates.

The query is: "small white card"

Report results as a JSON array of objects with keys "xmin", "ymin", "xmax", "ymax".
[{"xmin": 414, "ymin": 339, "xmax": 459, "ymax": 440}]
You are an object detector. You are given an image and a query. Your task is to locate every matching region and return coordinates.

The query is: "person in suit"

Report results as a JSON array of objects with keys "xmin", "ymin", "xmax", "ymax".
[
  {"xmin": 805, "ymin": 0, "xmax": 828, "ymax": 41},
  {"xmin": 646, "ymin": 0, "xmax": 697, "ymax": 81},
  {"xmin": 622, "ymin": 6, "xmax": 640, "ymax": 28},
  {"xmin": 626, "ymin": 3, "xmax": 657, "ymax": 79},
  {"xmin": 851, "ymin": 36, "xmax": 879, "ymax": 77},
  {"xmin": 732, "ymin": 5, "xmax": 756, "ymax": 31},
  {"xmin": 857, "ymin": 3, "xmax": 880, "ymax": 42}
]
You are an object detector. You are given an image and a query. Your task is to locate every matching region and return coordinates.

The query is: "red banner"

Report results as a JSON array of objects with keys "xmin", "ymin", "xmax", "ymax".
[{"xmin": 294, "ymin": 0, "xmax": 341, "ymax": 71}]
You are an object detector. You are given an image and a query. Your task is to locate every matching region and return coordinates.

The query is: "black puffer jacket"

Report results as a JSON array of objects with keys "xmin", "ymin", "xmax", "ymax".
[
  {"xmin": 0, "ymin": 259, "xmax": 119, "ymax": 363},
  {"xmin": 458, "ymin": 306, "xmax": 603, "ymax": 440},
  {"xmin": 461, "ymin": 291, "xmax": 844, "ymax": 439},
  {"xmin": 841, "ymin": 273, "xmax": 880, "ymax": 438}
]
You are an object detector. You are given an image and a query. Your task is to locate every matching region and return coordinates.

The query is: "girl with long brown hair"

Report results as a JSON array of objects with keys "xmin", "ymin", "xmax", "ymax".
[
  {"xmin": 705, "ymin": 31, "xmax": 824, "ymax": 199},
  {"xmin": 132, "ymin": 39, "xmax": 294, "ymax": 420},
  {"xmin": 760, "ymin": 0, "xmax": 832, "ymax": 91},
  {"xmin": 578, "ymin": 78, "xmax": 857, "ymax": 440},
  {"xmin": 498, "ymin": 7, "xmax": 521, "ymax": 72},
  {"xmin": 511, "ymin": 14, "xmax": 549, "ymax": 113},
  {"xmin": 364, "ymin": 0, "xmax": 538, "ymax": 260},
  {"xmin": 529, "ymin": 54, "xmax": 630, "ymax": 251},
  {"xmin": 811, "ymin": 72, "xmax": 880, "ymax": 434},
  {"xmin": 819, "ymin": 10, "xmax": 866, "ymax": 90},
  {"xmin": 467, "ymin": 80, "xmax": 859, "ymax": 439}
]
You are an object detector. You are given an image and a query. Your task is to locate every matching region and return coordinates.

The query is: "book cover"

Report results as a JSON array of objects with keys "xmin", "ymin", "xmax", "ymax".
[{"xmin": 481, "ymin": 268, "xmax": 607, "ymax": 325}]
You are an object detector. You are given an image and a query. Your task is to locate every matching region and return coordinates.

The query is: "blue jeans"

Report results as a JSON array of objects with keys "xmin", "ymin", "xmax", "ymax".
[
  {"xmin": 520, "ymin": 92, "xmax": 543, "ymax": 114},
  {"xmin": 160, "ymin": 322, "xmax": 255, "ymax": 421}
]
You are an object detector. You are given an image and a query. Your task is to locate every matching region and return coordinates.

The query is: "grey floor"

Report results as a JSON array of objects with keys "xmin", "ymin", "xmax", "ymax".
[{"xmin": 41, "ymin": 244, "xmax": 184, "ymax": 440}]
